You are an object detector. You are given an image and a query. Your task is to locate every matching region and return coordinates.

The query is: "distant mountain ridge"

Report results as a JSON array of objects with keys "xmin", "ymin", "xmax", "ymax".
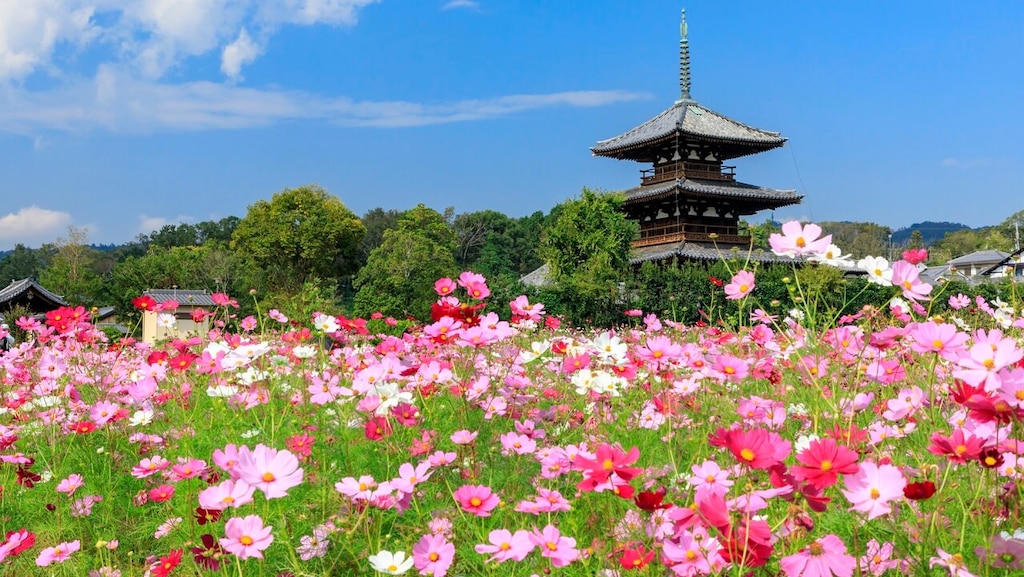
[{"xmin": 892, "ymin": 221, "xmax": 972, "ymax": 245}]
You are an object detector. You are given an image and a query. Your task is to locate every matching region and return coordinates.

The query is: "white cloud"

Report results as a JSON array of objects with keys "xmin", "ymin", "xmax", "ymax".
[
  {"xmin": 442, "ymin": 0, "xmax": 479, "ymax": 10},
  {"xmin": 942, "ymin": 157, "xmax": 994, "ymax": 169},
  {"xmin": 0, "ymin": 0, "xmax": 379, "ymax": 81},
  {"xmin": 0, "ymin": 68, "xmax": 648, "ymax": 132},
  {"xmin": 0, "ymin": 206, "xmax": 73, "ymax": 243},
  {"xmin": 221, "ymin": 28, "xmax": 262, "ymax": 80}
]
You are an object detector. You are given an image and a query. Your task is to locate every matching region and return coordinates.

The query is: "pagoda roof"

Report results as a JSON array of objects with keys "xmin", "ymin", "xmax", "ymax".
[
  {"xmin": 622, "ymin": 178, "xmax": 802, "ymax": 210},
  {"xmin": 592, "ymin": 101, "xmax": 786, "ymax": 161},
  {"xmin": 630, "ymin": 242, "xmax": 792, "ymax": 264},
  {"xmin": 0, "ymin": 278, "xmax": 68, "ymax": 311}
]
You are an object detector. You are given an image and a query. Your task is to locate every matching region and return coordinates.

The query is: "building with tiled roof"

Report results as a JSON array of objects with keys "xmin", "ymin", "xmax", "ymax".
[
  {"xmin": 0, "ymin": 278, "xmax": 68, "ymax": 320},
  {"xmin": 592, "ymin": 9, "xmax": 801, "ymax": 260},
  {"xmin": 141, "ymin": 288, "xmax": 215, "ymax": 343}
]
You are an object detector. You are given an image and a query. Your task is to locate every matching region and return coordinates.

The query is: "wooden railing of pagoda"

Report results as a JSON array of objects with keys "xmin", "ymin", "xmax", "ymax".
[
  {"xmin": 632, "ymin": 222, "xmax": 752, "ymax": 248},
  {"xmin": 640, "ymin": 162, "xmax": 736, "ymax": 186}
]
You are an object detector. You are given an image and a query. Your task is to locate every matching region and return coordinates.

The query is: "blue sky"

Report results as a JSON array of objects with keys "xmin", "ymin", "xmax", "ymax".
[{"xmin": 2, "ymin": 0, "xmax": 1023, "ymax": 250}]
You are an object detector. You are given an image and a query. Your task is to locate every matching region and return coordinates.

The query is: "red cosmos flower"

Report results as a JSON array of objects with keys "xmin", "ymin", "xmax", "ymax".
[
  {"xmin": 133, "ymin": 295, "xmax": 158, "ymax": 311},
  {"xmin": 826, "ymin": 424, "xmax": 869, "ymax": 447},
  {"xmin": 195, "ymin": 507, "xmax": 222, "ymax": 525},
  {"xmin": 364, "ymin": 415, "xmax": 393, "ymax": 441},
  {"xmin": 3, "ymin": 529, "xmax": 36, "ymax": 555},
  {"xmin": 16, "ymin": 466, "xmax": 42, "ymax": 488},
  {"xmin": 147, "ymin": 351, "xmax": 169, "ymax": 365},
  {"xmin": 192, "ymin": 534, "xmax": 224, "ymax": 571},
  {"xmin": 928, "ymin": 429, "xmax": 985, "ymax": 463},
  {"xmin": 634, "ymin": 487, "xmax": 671, "ymax": 511},
  {"xmin": 980, "ymin": 449, "xmax": 1004, "ymax": 469},
  {"xmin": 168, "ymin": 353, "xmax": 197, "ymax": 372},
  {"xmin": 619, "ymin": 544, "xmax": 655, "ymax": 570},
  {"xmin": 708, "ymin": 276, "xmax": 724, "ymax": 288},
  {"xmin": 151, "ymin": 549, "xmax": 183, "ymax": 577},
  {"xmin": 190, "ymin": 308, "xmax": 208, "ymax": 323},
  {"xmin": 285, "ymin": 433, "xmax": 315, "ymax": 459},
  {"xmin": 903, "ymin": 480, "xmax": 936, "ymax": 501},
  {"xmin": 791, "ymin": 438, "xmax": 860, "ymax": 489},
  {"xmin": 149, "ymin": 484, "xmax": 175, "ymax": 503},
  {"xmin": 69, "ymin": 421, "xmax": 97, "ymax": 434}
]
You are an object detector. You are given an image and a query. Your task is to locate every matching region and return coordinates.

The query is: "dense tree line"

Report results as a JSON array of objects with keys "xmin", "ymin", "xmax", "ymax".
[{"xmin": 2, "ymin": 184, "xmax": 1022, "ymax": 331}]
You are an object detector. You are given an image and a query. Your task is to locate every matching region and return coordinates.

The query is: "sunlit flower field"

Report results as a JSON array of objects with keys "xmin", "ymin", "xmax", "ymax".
[{"xmin": 2, "ymin": 222, "xmax": 1024, "ymax": 576}]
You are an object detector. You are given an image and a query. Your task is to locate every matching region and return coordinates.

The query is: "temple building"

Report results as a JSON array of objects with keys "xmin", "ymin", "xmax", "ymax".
[{"xmin": 592, "ymin": 9, "xmax": 802, "ymax": 262}]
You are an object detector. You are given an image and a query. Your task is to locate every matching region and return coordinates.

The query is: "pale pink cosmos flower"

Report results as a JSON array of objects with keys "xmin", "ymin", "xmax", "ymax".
[
  {"xmin": 529, "ymin": 525, "xmax": 579, "ymax": 568},
  {"xmin": 335, "ymin": 475, "xmax": 380, "ymax": 501},
  {"xmin": 841, "ymin": 461, "xmax": 906, "ymax": 520},
  {"xmin": 220, "ymin": 515, "xmax": 274, "ymax": 560},
  {"xmin": 198, "ymin": 479, "xmax": 256, "ymax": 510},
  {"xmin": 434, "ymin": 277, "xmax": 457, "ymax": 296},
  {"xmin": 56, "ymin": 473, "xmax": 84, "ymax": 496},
  {"xmin": 89, "ymin": 400, "xmax": 121, "ymax": 426},
  {"xmin": 169, "ymin": 457, "xmax": 207, "ymax": 481},
  {"xmin": 770, "ymin": 221, "xmax": 832, "ymax": 257},
  {"xmin": 412, "ymin": 533, "xmax": 455, "ymax": 577},
  {"xmin": 474, "ymin": 529, "xmax": 534, "ymax": 563},
  {"xmin": 235, "ymin": 444, "xmax": 303, "ymax": 499},
  {"xmin": 36, "ymin": 540, "xmax": 80, "ymax": 566},
  {"xmin": 391, "ymin": 461, "xmax": 432, "ymax": 495},
  {"xmin": 779, "ymin": 533, "xmax": 855, "ymax": 577},
  {"xmin": 453, "ymin": 484, "xmax": 501, "ymax": 517},
  {"xmin": 132, "ymin": 455, "xmax": 170, "ymax": 479},
  {"xmin": 450, "ymin": 430, "xmax": 478, "ymax": 445},
  {"xmin": 689, "ymin": 460, "xmax": 734, "ymax": 498},
  {"xmin": 930, "ymin": 548, "xmax": 978, "ymax": 577},
  {"xmin": 891, "ymin": 261, "xmax": 933, "ymax": 302},
  {"xmin": 724, "ymin": 270, "xmax": 756, "ymax": 300}
]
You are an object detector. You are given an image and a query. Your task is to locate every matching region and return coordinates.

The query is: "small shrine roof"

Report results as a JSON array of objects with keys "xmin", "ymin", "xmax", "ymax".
[
  {"xmin": 622, "ymin": 178, "xmax": 802, "ymax": 208},
  {"xmin": 143, "ymin": 289, "xmax": 217, "ymax": 307},
  {"xmin": 0, "ymin": 278, "xmax": 68, "ymax": 309}
]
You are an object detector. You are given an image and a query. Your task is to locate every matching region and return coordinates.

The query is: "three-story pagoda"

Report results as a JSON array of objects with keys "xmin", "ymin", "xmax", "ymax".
[{"xmin": 592, "ymin": 9, "xmax": 802, "ymax": 262}]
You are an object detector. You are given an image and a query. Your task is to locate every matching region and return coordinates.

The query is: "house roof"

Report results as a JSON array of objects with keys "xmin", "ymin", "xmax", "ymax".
[
  {"xmin": 629, "ymin": 242, "xmax": 795, "ymax": 264},
  {"xmin": 0, "ymin": 278, "xmax": 68, "ymax": 309},
  {"xmin": 622, "ymin": 178, "xmax": 802, "ymax": 210},
  {"xmin": 948, "ymin": 250, "xmax": 1010, "ymax": 267},
  {"xmin": 143, "ymin": 289, "xmax": 216, "ymax": 307}
]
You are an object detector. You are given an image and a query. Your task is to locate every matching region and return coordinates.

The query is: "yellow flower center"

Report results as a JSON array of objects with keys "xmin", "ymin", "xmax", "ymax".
[
  {"xmin": 819, "ymin": 460, "xmax": 832, "ymax": 471},
  {"xmin": 240, "ymin": 536, "xmax": 253, "ymax": 546},
  {"xmin": 740, "ymin": 448, "xmax": 755, "ymax": 462}
]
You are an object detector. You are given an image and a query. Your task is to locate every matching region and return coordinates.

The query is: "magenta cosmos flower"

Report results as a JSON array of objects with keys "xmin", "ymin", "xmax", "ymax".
[
  {"xmin": 779, "ymin": 534, "xmax": 855, "ymax": 577},
  {"xmin": 220, "ymin": 515, "xmax": 273, "ymax": 560},
  {"xmin": 235, "ymin": 444, "xmax": 303, "ymax": 499},
  {"xmin": 453, "ymin": 484, "xmax": 500, "ymax": 516}
]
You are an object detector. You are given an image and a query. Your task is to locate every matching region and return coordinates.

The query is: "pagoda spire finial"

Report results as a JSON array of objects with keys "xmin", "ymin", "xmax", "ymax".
[{"xmin": 679, "ymin": 8, "xmax": 692, "ymax": 102}]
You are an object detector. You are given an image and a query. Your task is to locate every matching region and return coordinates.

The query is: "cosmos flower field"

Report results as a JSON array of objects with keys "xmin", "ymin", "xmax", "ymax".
[{"xmin": 2, "ymin": 222, "xmax": 1024, "ymax": 576}]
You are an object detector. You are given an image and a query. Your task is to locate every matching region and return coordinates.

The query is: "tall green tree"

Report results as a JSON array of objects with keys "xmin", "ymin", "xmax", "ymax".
[
  {"xmin": 38, "ymin": 226, "xmax": 104, "ymax": 306},
  {"xmin": 231, "ymin": 185, "xmax": 365, "ymax": 294},
  {"xmin": 352, "ymin": 204, "xmax": 458, "ymax": 320},
  {"xmin": 0, "ymin": 244, "xmax": 46, "ymax": 284},
  {"xmin": 358, "ymin": 208, "xmax": 402, "ymax": 266},
  {"xmin": 537, "ymin": 188, "xmax": 638, "ymax": 325}
]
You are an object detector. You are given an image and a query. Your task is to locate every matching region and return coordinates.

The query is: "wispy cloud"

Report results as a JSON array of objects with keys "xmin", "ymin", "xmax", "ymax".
[
  {"xmin": 442, "ymin": 0, "xmax": 480, "ymax": 11},
  {"xmin": 941, "ymin": 157, "xmax": 995, "ymax": 169},
  {"xmin": 137, "ymin": 214, "xmax": 195, "ymax": 236},
  {"xmin": 0, "ymin": 206, "xmax": 73, "ymax": 244},
  {"xmin": 0, "ymin": 67, "xmax": 648, "ymax": 133}
]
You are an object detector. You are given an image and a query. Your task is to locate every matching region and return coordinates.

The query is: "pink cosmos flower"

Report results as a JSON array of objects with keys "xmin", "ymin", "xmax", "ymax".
[
  {"xmin": 235, "ymin": 444, "xmax": 303, "ymax": 499},
  {"xmin": 841, "ymin": 461, "xmax": 906, "ymax": 520},
  {"xmin": 891, "ymin": 261, "xmax": 932, "ymax": 302},
  {"xmin": 474, "ymin": 529, "xmax": 534, "ymax": 563},
  {"xmin": 169, "ymin": 458, "xmax": 207, "ymax": 481},
  {"xmin": 529, "ymin": 525, "xmax": 579, "ymax": 568},
  {"xmin": 90, "ymin": 400, "xmax": 121, "ymax": 426},
  {"xmin": 779, "ymin": 534, "xmax": 855, "ymax": 577},
  {"xmin": 453, "ymin": 484, "xmax": 500, "ymax": 516},
  {"xmin": 724, "ymin": 270, "xmax": 756, "ymax": 300},
  {"xmin": 132, "ymin": 455, "xmax": 170, "ymax": 479},
  {"xmin": 450, "ymin": 430, "xmax": 478, "ymax": 445},
  {"xmin": 412, "ymin": 534, "xmax": 455, "ymax": 577},
  {"xmin": 902, "ymin": 248, "xmax": 928, "ymax": 265},
  {"xmin": 458, "ymin": 271, "xmax": 490, "ymax": 300},
  {"xmin": 36, "ymin": 540, "xmax": 80, "ymax": 566},
  {"xmin": 391, "ymin": 461, "xmax": 432, "ymax": 495},
  {"xmin": 930, "ymin": 548, "xmax": 978, "ymax": 577},
  {"xmin": 770, "ymin": 221, "xmax": 832, "ymax": 257},
  {"xmin": 434, "ymin": 278, "xmax": 457, "ymax": 296},
  {"xmin": 56, "ymin": 473, "xmax": 84, "ymax": 496},
  {"xmin": 220, "ymin": 515, "xmax": 273, "ymax": 560},
  {"xmin": 149, "ymin": 484, "xmax": 175, "ymax": 503},
  {"xmin": 198, "ymin": 479, "xmax": 256, "ymax": 510}
]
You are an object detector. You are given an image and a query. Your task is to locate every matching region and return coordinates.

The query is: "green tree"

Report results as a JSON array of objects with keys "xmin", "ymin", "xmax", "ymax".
[
  {"xmin": 537, "ymin": 188, "xmax": 638, "ymax": 325},
  {"xmin": 908, "ymin": 230, "xmax": 924, "ymax": 250},
  {"xmin": 231, "ymin": 185, "xmax": 365, "ymax": 294},
  {"xmin": 352, "ymin": 204, "xmax": 458, "ymax": 320},
  {"xmin": 358, "ymin": 208, "xmax": 402, "ymax": 266},
  {"xmin": 0, "ymin": 244, "xmax": 46, "ymax": 284},
  {"xmin": 38, "ymin": 226, "xmax": 104, "ymax": 306}
]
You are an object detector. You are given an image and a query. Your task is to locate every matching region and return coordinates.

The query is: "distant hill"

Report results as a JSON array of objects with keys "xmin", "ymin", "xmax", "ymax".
[{"xmin": 892, "ymin": 222, "xmax": 972, "ymax": 245}]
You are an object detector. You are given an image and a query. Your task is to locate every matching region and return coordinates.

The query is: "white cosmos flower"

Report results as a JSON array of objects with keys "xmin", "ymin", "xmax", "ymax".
[
  {"xmin": 156, "ymin": 313, "xmax": 177, "ymax": 329},
  {"xmin": 313, "ymin": 313, "xmax": 340, "ymax": 333},
  {"xmin": 129, "ymin": 409, "xmax": 154, "ymax": 427},
  {"xmin": 808, "ymin": 243, "xmax": 853, "ymax": 267},
  {"xmin": 858, "ymin": 256, "xmax": 893, "ymax": 286},
  {"xmin": 291, "ymin": 344, "xmax": 317, "ymax": 358},
  {"xmin": 368, "ymin": 550, "xmax": 413, "ymax": 575},
  {"xmin": 206, "ymin": 384, "xmax": 239, "ymax": 398}
]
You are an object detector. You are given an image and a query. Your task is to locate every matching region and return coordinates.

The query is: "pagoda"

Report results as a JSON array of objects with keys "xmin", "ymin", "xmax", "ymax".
[{"xmin": 592, "ymin": 9, "xmax": 802, "ymax": 262}]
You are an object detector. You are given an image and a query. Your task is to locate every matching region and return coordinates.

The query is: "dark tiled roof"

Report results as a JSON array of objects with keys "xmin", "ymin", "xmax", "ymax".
[
  {"xmin": 0, "ymin": 278, "xmax": 68, "ymax": 308},
  {"xmin": 623, "ymin": 178, "xmax": 802, "ymax": 208},
  {"xmin": 948, "ymin": 250, "xmax": 1010, "ymax": 267},
  {"xmin": 592, "ymin": 101, "xmax": 786, "ymax": 158},
  {"xmin": 143, "ymin": 289, "xmax": 216, "ymax": 306},
  {"xmin": 629, "ymin": 242, "xmax": 792, "ymax": 264}
]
